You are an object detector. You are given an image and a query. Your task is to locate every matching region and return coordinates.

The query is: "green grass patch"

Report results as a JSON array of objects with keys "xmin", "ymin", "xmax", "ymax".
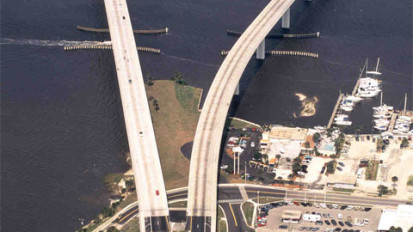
[
  {"xmin": 146, "ymin": 80, "xmax": 202, "ymax": 189},
  {"xmin": 241, "ymin": 202, "xmax": 255, "ymax": 226},
  {"xmin": 366, "ymin": 160, "xmax": 380, "ymax": 180},
  {"xmin": 121, "ymin": 216, "xmax": 140, "ymax": 232},
  {"xmin": 251, "ymin": 197, "xmax": 282, "ymax": 204},
  {"xmin": 217, "ymin": 206, "xmax": 227, "ymax": 232},
  {"xmin": 225, "ymin": 117, "xmax": 260, "ymax": 129},
  {"xmin": 333, "ymin": 188, "xmax": 355, "ymax": 193},
  {"xmin": 175, "ymin": 84, "xmax": 200, "ymax": 112},
  {"xmin": 168, "ymin": 200, "xmax": 187, "ymax": 208}
]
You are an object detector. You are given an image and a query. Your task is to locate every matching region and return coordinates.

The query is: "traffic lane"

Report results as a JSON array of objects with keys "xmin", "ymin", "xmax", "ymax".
[
  {"xmin": 244, "ymin": 187, "xmax": 408, "ymax": 206},
  {"xmin": 169, "ymin": 209, "xmax": 186, "ymax": 222},
  {"xmin": 144, "ymin": 216, "xmax": 170, "ymax": 232},
  {"xmin": 223, "ymin": 203, "xmax": 255, "ymax": 232},
  {"xmin": 185, "ymin": 216, "xmax": 211, "ymax": 232},
  {"xmin": 218, "ymin": 187, "xmax": 243, "ymax": 200},
  {"xmin": 167, "ymin": 190, "xmax": 187, "ymax": 201},
  {"xmin": 117, "ymin": 205, "xmax": 139, "ymax": 224}
]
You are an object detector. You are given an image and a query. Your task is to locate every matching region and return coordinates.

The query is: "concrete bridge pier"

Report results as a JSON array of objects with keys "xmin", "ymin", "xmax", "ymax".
[
  {"xmin": 256, "ymin": 39, "xmax": 265, "ymax": 60},
  {"xmin": 282, "ymin": 7, "xmax": 290, "ymax": 29},
  {"xmin": 234, "ymin": 83, "xmax": 240, "ymax": 95}
]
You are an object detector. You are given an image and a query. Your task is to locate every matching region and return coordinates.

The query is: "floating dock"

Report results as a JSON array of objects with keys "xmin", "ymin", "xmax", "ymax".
[{"xmin": 327, "ymin": 93, "xmax": 344, "ymax": 128}]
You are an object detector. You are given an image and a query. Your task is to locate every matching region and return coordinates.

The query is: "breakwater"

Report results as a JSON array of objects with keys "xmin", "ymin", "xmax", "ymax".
[{"xmin": 76, "ymin": 25, "xmax": 169, "ymax": 34}]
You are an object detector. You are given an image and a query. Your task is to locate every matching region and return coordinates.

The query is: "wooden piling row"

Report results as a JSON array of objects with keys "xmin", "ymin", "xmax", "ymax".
[
  {"xmin": 63, "ymin": 45, "xmax": 160, "ymax": 54},
  {"xmin": 76, "ymin": 25, "xmax": 168, "ymax": 34},
  {"xmin": 266, "ymin": 50, "xmax": 319, "ymax": 58},
  {"xmin": 226, "ymin": 30, "xmax": 320, "ymax": 39}
]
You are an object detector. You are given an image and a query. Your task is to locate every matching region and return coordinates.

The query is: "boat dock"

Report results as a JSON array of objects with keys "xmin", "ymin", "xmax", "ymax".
[
  {"xmin": 351, "ymin": 78, "xmax": 361, "ymax": 96},
  {"xmin": 387, "ymin": 113, "xmax": 398, "ymax": 133},
  {"xmin": 327, "ymin": 93, "xmax": 344, "ymax": 128}
]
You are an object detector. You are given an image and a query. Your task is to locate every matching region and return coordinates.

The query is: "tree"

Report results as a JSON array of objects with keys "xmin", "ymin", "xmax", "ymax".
[
  {"xmin": 313, "ymin": 133, "xmax": 321, "ymax": 144},
  {"xmin": 292, "ymin": 163, "xmax": 301, "ymax": 174},
  {"xmin": 401, "ymin": 138, "xmax": 409, "ymax": 148},
  {"xmin": 389, "ymin": 227, "xmax": 403, "ymax": 232},
  {"xmin": 253, "ymin": 152, "xmax": 262, "ymax": 161},
  {"xmin": 326, "ymin": 160, "xmax": 336, "ymax": 174},
  {"xmin": 101, "ymin": 207, "xmax": 115, "ymax": 217},
  {"xmin": 377, "ymin": 185, "xmax": 389, "ymax": 197},
  {"xmin": 408, "ymin": 227, "xmax": 413, "ymax": 232},
  {"xmin": 171, "ymin": 72, "xmax": 186, "ymax": 85},
  {"xmin": 391, "ymin": 176, "xmax": 399, "ymax": 190},
  {"xmin": 305, "ymin": 141, "xmax": 310, "ymax": 149},
  {"xmin": 107, "ymin": 227, "xmax": 120, "ymax": 232},
  {"xmin": 125, "ymin": 179, "xmax": 135, "ymax": 191}
]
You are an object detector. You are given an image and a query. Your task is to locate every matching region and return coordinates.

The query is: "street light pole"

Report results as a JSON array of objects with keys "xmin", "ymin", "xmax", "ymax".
[{"xmin": 244, "ymin": 161, "xmax": 247, "ymax": 184}]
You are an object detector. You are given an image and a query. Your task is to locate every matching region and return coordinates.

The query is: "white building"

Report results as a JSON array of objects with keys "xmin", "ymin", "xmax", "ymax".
[{"xmin": 377, "ymin": 204, "xmax": 413, "ymax": 231}]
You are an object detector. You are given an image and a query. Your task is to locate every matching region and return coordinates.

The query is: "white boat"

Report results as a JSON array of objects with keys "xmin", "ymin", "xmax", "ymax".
[
  {"xmin": 366, "ymin": 71, "xmax": 382, "ymax": 75},
  {"xmin": 357, "ymin": 88, "xmax": 380, "ymax": 98},
  {"xmin": 374, "ymin": 125, "xmax": 387, "ymax": 131},
  {"xmin": 340, "ymin": 105, "xmax": 353, "ymax": 112},
  {"xmin": 344, "ymin": 95, "xmax": 363, "ymax": 103},
  {"xmin": 374, "ymin": 119, "xmax": 389, "ymax": 125},
  {"xmin": 398, "ymin": 115, "xmax": 412, "ymax": 122},
  {"xmin": 335, "ymin": 120, "xmax": 352, "ymax": 126},
  {"xmin": 359, "ymin": 78, "xmax": 381, "ymax": 88},
  {"xmin": 335, "ymin": 115, "xmax": 350, "ymax": 121},
  {"xmin": 373, "ymin": 104, "xmax": 394, "ymax": 112},
  {"xmin": 373, "ymin": 113, "xmax": 392, "ymax": 119}
]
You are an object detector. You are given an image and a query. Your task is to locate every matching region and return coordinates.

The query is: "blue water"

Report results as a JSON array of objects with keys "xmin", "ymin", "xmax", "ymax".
[{"xmin": 1, "ymin": 0, "xmax": 412, "ymax": 231}]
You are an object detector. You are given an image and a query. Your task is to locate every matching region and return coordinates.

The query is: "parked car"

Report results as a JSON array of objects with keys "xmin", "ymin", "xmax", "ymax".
[
  {"xmin": 279, "ymin": 225, "xmax": 288, "ymax": 229},
  {"xmin": 338, "ymin": 213, "xmax": 343, "ymax": 219},
  {"xmin": 339, "ymin": 221, "xmax": 345, "ymax": 226},
  {"xmin": 331, "ymin": 220, "xmax": 337, "ymax": 226},
  {"xmin": 345, "ymin": 221, "xmax": 353, "ymax": 227},
  {"xmin": 340, "ymin": 205, "xmax": 347, "ymax": 210},
  {"xmin": 338, "ymin": 162, "xmax": 345, "ymax": 167},
  {"xmin": 250, "ymin": 142, "xmax": 255, "ymax": 147},
  {"xmin": 315, "ymin": 221, "xmax": 323, "ymax": 226},
  {"xmin": 324, "ymin": 220, "xmax": 331, "ymax": 225},
  {"xmin": 337, "ymin": 167, "xmax": 343, "ymax": 171}
]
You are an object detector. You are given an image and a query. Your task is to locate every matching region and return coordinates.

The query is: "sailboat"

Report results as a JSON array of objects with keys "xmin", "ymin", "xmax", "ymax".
[{"xmin": 357, "ymin": 58, "xmax": 382, "ymax": 98}]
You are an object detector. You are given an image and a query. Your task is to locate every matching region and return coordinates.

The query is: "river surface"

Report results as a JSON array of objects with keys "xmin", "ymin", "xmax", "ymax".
[{"xmin": 1, "ymin": 0, "xmax": 412, "ymax": 231}]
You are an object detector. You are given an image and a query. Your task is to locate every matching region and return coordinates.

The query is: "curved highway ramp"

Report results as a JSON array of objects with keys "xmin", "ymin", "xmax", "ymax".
[{"xmin": 186, "ymin": 0, "xmax": 295, "ymax": 231}]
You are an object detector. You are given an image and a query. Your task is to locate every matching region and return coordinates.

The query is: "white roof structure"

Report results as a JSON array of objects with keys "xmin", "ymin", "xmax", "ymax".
[{"xmin": 377, "ymin": 205, "xmax": 413, "ymax": 231}]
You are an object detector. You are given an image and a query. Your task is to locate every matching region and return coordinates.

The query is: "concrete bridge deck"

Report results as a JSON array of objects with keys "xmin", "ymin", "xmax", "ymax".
[
  {"xmin": 186, "ymin": 0, "xmax": 295, "ymax": 231},
  {"xmin": 103, "ymin": 0, "xmax": 170, "ymax": 230}
]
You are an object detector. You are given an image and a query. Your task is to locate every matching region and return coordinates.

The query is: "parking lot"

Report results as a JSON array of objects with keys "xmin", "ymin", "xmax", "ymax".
[{"xmin": 257, "ymin": 202, "xmax": 382, "ymax": 232}]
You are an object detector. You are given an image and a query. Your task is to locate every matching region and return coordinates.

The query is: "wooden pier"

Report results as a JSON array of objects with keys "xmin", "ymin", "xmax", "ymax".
[
  {"xmin": 351, "ymin": 78, "xmax": 361, "ymax": 96},
  {"xmin": 387, "ymin": 113, "xmax": 398, "ymax": 133},
  {"xmin": 327, "ymin": 93, "xmax": 344, "ymax": 128}
]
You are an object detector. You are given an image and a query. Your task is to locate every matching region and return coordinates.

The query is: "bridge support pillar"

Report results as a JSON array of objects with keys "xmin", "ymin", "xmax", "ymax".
[
  {"xmin": 256, "ymin": 39, "xmax": 265, "ymax": 60},
  {"xmin": 234, "ymin": 83, "xmax": 240, "ymax": 95},
  {"xmin": 282, "ymin": 8, "xmax": 290, "ymax": 29}
]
